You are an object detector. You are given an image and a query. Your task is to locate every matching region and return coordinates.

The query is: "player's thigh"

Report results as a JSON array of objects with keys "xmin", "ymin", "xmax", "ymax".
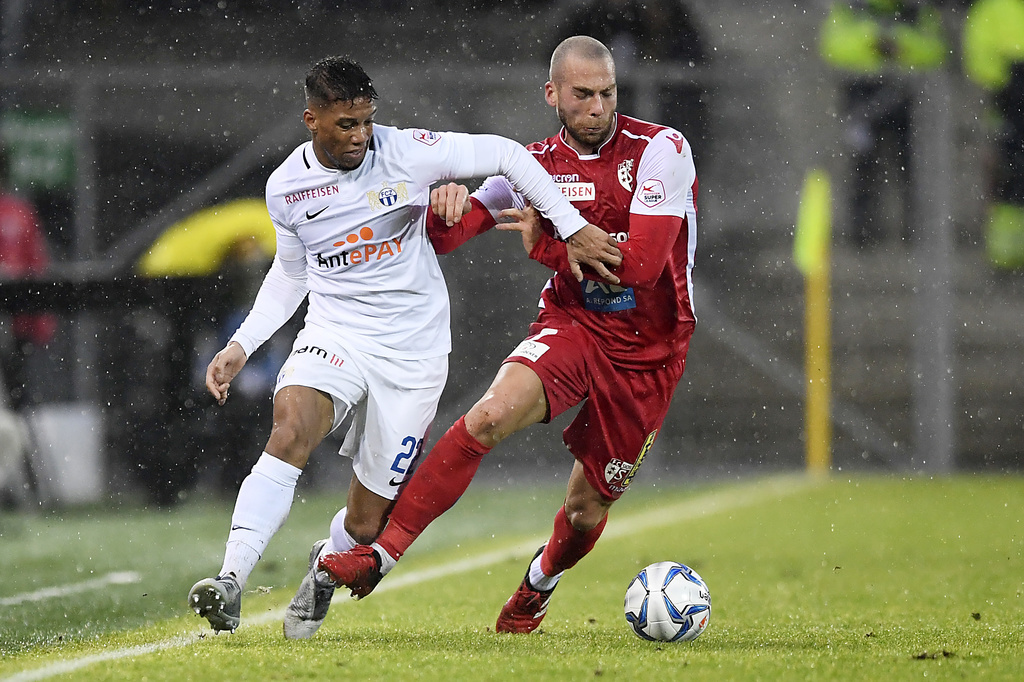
[
  {"xmin": 346, "ymin": 354, "xmax": 448, "ymax": 500},
  {"xmin": 269, "ymin": 327, "xmax": 370, "ymax": 464},
  {"xmin": 265, "ymin": 386, "xmax": 336, "ymax": 467},
  {"xmin": 465, "ymin": 362, "xmax": 548, "ymax": 445}
]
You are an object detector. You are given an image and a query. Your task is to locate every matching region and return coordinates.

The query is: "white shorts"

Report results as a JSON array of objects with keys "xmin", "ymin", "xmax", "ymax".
[{"xmin": 274, "ymin": 324, "xmax": 448, "ymax": 500}]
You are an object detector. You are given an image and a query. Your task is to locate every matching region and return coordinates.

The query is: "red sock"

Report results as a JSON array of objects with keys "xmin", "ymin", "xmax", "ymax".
[
  {"xmin": 540, "ymin": 505, "xmax": 608, "ymax": 576},
  {"xmin": 377, "ymin": 416, "xmax": 490, "ymax": 560}
]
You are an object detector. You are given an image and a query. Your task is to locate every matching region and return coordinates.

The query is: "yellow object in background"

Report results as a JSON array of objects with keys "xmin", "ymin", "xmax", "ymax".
[
  {"xmin": 987, "ymin": 202, "xmax": 1024, "ymax": 270},
  {"xmin": 794, "ymin": 169, "xmax": 832, "ymax": 476},
  {"xmin": 820, "ymin": 1, "xmax": 946, "ymax": 73},
  {"xmin": 794, "ymin": 170, "xmax": 831, "ymax": 276},
  {"xmin": 136, "ymin": 198, "xmax": 276, "ymax": 277},
  {"xmin": 963, "ymin": 0, "xmax": 1024, "ymax": 91}
]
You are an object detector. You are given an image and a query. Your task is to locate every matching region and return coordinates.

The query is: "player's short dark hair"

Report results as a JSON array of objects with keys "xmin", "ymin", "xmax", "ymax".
[{"xmin": 305, "ymin": 56, "xmax": 378, "ymax": 105}]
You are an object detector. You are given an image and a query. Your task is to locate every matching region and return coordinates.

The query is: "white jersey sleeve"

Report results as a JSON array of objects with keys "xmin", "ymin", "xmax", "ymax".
[
  {"xmin": 468, "ymin": 175, "xmax": 525, "ymax": 221},
  {"xmin": 630, "ymin": 128, "xmax": 696, "ymax": 219},
  {"xmin": 228, "ymin": 225, "xmax": 307, "ymax": 357},
  {"xmin": 440, "ymin": 133, "xmax": 586, "ymax": 239}
]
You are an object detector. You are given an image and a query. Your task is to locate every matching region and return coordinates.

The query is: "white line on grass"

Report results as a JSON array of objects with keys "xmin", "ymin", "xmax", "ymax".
[
  {"xmin": 2, "ymin": 474, "xmax": 814, "ymax": 682},
  {"xmin": 2, "ymin": 637, "xmax": 194, "ymax": 682},
  {"xmin": 0, "ymin": 572, "xmax": 141, "ymax": 607}
]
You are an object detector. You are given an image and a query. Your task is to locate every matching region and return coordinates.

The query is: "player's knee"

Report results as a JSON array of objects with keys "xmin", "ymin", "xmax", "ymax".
[
  {"xmin": 265, "ymin": 420, "xmax": 314, "ymax": 467},
  {"xmin": 465, "ymin": 398, "xmax": 516, "ymax": 447}
]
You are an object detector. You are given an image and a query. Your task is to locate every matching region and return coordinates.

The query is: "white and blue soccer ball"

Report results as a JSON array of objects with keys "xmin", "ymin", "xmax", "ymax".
[{"xmin": 624, "ymin": 561, "xmax": 711, "ymax": 642}]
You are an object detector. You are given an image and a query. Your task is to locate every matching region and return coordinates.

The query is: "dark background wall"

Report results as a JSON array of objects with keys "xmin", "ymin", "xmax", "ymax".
[{"xmin": 2, "ymin": 0, "xmax": 1021, "ymax": 507}]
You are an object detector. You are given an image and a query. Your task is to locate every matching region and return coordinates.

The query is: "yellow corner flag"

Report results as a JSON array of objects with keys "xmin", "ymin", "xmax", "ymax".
[
  {"xmin": 794, "ymin": 169, "xmax": 832, "ymax": 275},
  {"xmin": 794, "ymin": 169, "xmax": 832, "ymax": 476}
]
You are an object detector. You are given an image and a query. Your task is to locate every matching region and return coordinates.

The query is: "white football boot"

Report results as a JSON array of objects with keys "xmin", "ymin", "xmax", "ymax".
[{"xmin": 283, "ymin": 539, "xmax": 337, "ymax": 639}]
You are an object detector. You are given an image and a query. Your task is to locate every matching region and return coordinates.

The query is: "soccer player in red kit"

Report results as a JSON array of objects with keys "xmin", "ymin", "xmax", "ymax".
[{"xmin": 319, "ymin": 35, "xmax": 698, "ymax": 633}]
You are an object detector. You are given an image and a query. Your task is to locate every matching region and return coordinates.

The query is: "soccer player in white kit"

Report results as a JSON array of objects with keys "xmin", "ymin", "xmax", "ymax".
[{"xmin": 186, "ymin": 56, "xmax": 623, "ymax": 637}]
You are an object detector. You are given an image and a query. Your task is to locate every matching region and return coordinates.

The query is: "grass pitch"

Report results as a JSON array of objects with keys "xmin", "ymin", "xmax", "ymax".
[{"xmin": 1, "ymin": 473, "xmax": 1023, "ymax": 680}]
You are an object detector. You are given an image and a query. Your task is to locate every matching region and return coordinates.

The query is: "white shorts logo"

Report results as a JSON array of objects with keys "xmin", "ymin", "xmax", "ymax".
[{"xmin": 276, "ymin": 366, "xmax": 295, "ymax": 386}]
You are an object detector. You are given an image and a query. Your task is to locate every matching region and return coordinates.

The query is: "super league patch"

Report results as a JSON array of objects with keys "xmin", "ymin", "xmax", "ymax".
[
  {"xmin": 413, "ymin": 129, "xmax": 441, "ymax": 146},
  {"xmin": 638, "ymin": 179, "xmax": 666, "ymax": 208}
]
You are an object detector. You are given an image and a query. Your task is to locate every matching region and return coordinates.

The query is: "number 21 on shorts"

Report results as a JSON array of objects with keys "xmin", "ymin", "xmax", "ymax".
[{"xmin": 390, "ymin": 435, "xmax": 424, "ymax": 475}]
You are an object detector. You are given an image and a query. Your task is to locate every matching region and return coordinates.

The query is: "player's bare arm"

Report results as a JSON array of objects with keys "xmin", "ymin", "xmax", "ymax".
[
  {"xmin": 205, "ymin": 341, "xmax": 248, "ymax": 406},
  {"xmin": 430, "ymin": 182, "xmax": 472, "ymax": 226},
  {"xmin": 567, "ymin": 224, "xmax": 622, "ymax": 285}
]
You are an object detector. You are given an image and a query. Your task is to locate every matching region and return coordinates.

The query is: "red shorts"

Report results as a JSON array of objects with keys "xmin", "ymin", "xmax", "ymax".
[{"xmin": 502, "ymin": 310, "xmax": 689, "ymax": 500}]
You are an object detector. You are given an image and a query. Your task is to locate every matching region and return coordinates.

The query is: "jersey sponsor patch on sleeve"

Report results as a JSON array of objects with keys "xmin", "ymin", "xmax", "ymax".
[
  {"xmin": 638, "ymin": 179, "xmax": 666, "ymax": 208},
  {"xmin": 507, "ymin": 338, "xmax": 550, "ymax": 363},
  {"xmin": 413, "ymin": 129, "xmax": 442, "ymax": 146}
]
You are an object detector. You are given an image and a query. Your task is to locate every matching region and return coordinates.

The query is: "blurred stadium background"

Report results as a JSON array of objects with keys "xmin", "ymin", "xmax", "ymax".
[{"xmin": 0, "ymin": 0, "xmax": 1021, "ymax": 510}]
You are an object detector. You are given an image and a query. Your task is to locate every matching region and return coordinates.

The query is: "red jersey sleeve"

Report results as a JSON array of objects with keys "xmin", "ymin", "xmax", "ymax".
[
  {"xmin": 529, "ymin": 213, "xmax": 683, "ymax": 288},
  {"xmin": 426, "ymin": 197, "xmax": 496, "ymax": 254}
]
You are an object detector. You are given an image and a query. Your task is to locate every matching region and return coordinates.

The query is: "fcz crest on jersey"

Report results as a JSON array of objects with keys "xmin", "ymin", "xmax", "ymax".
[
  {"xmin": 367, "ymin": 181, "xmax": 408, "ymax": 210},
  {"xmin": 617, "ymin": 159, "xmax": 634, "ymax": 192}
]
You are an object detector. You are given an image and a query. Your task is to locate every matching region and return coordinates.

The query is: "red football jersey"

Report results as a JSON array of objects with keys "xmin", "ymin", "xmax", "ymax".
[{"xmin": 428, "ymin": 114, "xmax": 698, "ymax": 370}]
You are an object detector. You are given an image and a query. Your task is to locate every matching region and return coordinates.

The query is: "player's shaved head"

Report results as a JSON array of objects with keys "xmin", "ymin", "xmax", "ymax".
[{"xmin": 549, "ymin": 36, "xmax": 615, "ymax": 82}]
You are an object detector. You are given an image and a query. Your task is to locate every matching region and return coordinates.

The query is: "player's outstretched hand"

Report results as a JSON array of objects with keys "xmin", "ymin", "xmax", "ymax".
[
  {"xmin": 496, "ymin": 205, "xmax": 543, "ymax": 255},
  {"xmin": 430, "ymin": 182, "xmax": 472, "ymax": 226},
  {"xmin": 567, "ymin": 224, "xmax": 622, "ymax": 285},
  {"xmin": 205, "ymin": 341, "xmax": 247, "ymax": 406}
]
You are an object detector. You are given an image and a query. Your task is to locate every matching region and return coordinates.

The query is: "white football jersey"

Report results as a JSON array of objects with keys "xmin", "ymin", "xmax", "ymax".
[{"xmin": 235, "ymin": 124, "xmax": 588, "ymax": 360}]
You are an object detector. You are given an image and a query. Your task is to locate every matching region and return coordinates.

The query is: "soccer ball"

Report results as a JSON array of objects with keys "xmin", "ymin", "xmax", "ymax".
[{"xmin": 624, "ymin": 561, "xmax": 711, "ymax": 642}]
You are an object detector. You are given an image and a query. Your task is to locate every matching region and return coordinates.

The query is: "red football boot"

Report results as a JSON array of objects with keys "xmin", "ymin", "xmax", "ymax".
[
  {"xmin": 495, "ymin": 547, "xmax": 556, "ymax": 634},
  {"xmin": 318, "ymin": 545, "xmax": 383, "ymax": 600}
]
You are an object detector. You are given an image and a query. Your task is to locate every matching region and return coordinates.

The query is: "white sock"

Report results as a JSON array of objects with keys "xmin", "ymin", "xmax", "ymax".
[
  {"xmin": 327, "ymin": 506, "xmax": 357, "ymax": 554},
  {"xmin": 314, "ymin": 507, "xmax": 357, "ymax": 582},
  {"xmin": 371, "ymin": 542, "xmax": 397, "ymax": 576},
  {"xmin": 528, "ymin": 554, "xmax": 562, "ymax": 592},
  {"xmin": 220, "ymin": 452, "xmax": 302, "ymax": 589}
]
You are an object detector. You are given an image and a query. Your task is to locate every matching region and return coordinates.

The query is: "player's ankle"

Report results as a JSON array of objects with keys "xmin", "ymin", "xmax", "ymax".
[
  {"xmin": 528, "ymin": 557, "xmax": 562, "ymax": 591},
  {"xmin": 370, "ymin": 542, "xmax": 398, "ymax": 575}
]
